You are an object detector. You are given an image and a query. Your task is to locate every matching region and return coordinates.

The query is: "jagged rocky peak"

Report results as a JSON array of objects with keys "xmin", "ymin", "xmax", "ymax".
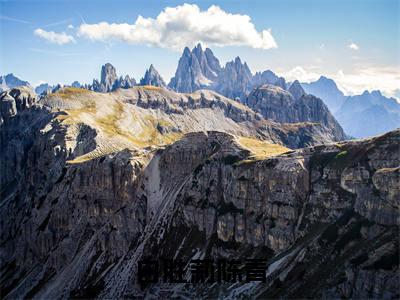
[
  {"xmin": 91, "ymin": 63, "xmax": 136, "ymax": 93},
  {"xmin": 252, "ymin": 70, "xmax": 288, "ymax": 91},
  {"xmin": 0, "ymin": 73, "xmax": 31, "ymax": 92},
  {"xmin": 168, "ymin": 43, "xmax": 221, "ymax": 93},
  {"xmin": 216, "ymin": 56, "xmax": 253, "ymax": 101},
  {"xmin": 101, "ymin": 63, "xmax": 118, "ymax": 91},
  {"xmin": 0, "ymin": 86, "xmax": 36, "ymax": 124},
  {"xmin": 289, "ymin": 79, "xmax": 306, "ymax": 100},
  {"xmin": 140, "ymin": 64, "xmax": 166, "ymax": 88},
  {"xmin": 35, "ymin": 83, "xmax": 53, "ymax": 95},
  {"xmin": 71, "ymin": 81, "xmax": 81, "ymax": 88}
]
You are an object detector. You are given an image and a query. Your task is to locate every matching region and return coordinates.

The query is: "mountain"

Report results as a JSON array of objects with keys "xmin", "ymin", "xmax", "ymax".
[
  {"xmin": 71, "ymin": 81, "xmax": 81, "ymax": 88},
  {"xmin": 91, "ymin": 63, "xmax": 136, "ymax": 92},
  {"xmin": 1, "ymin": 86, "xmax": 398, "ymax": 299},
  {"xmin": 168, "ymin": 45, "xmax": 290, "ymax": 101},
  {"xmin": 302, "ymin": 76, "xmax": 400, "ymax": 138},
  {"xmin": 301, "ymin": 76, "xmax": 346, "ymax": 113},
  {"xmin": 0, "ymin": 73, "xmax": 30, "ymax": 92},
  {"xmin": 35, "ymin": 83, "xmax": 53, "ymax": 95},
  {"xmin": 245, "ymin": 84, "xmax": 346, "ymax": 140},
  {"xmin": 168, "ymin": 43, "xmax": 221, "ymax": 92},
  {"xmin": 139, "ymin": 64, "xmax": 167, "ymax": 88},
  {"xmin": 215, "ymin": 56, "xmax": 253, "ymax": 101},
  {"xmin": 288, "ymin": 80, "xmax": 306, "ymax": 100},
  {"xmin": 336, "ymin": 90, "xmax": 400, "ymax": 138}
]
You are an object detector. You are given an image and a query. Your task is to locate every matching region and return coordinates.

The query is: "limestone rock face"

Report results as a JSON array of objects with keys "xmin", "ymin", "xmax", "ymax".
[
  {"xmin": 288, "ymin": 80, "xmax": 306, "ymax": 100},
  {"xmin": 0, "ymin": 85, "xmax": 398, "ymax": 299},
  {"xmin": 245, "ymin": 84, "xmax": 346, "ymax": 141},
  {"xmin": 91, "ymin": 63, "xmax": 136, "ymax": 92},
  {"xmin": 168, "ymin": 46, "xmax": 293, "ymax": 101},
  {"xmin": 215, "ymin": 57, "xmax": 253, "ymax": 101},
  {"xmin": 168, "ymin": 44, "xmax": 221, "ymax": 93},
  {"xmin": 101, "ymin": 63, "xmax": 118, "ymax": 92},
  {"xmin": 140, "ymin": 64, "xmax": 167, "ymax": 88}
]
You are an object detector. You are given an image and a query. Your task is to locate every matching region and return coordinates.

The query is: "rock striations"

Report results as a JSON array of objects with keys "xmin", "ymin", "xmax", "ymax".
[
  {"xmin": 168, "ymin": 43, "xmax": 221, "ymax": 92},
  {"xmin": 169, "ymin": 44, "xmax": 289, "ymax": 101},
  {"xmin": 91, "ymin": 63, "xmax": 136, "ymax": 93},
  {"xmin": 245, "ymin": 84, "xmax": 346, "ymax": 140},
  {"xmin": 140, "ymin": 64, "xmax": 167, "ymax": 88},
  {"xmin": 0, "ymin": 85, "xmax": 398, "ymax": 298}
]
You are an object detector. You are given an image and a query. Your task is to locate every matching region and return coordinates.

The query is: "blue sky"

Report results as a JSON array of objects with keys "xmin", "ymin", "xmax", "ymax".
[{"xmin": 1, "ymin": 0, "xmax": 399, "ymax": 96}]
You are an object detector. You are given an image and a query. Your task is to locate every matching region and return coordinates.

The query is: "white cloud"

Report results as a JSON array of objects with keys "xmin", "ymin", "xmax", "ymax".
[
  {"xmin": 348, "ymin": 42, "xmax": 359, "ymax": 51},
  {"xmin": 333, "ymin": 67, "xmax": 400, "ymax": 98},
  {"xmin": 283, "ymin": 65, "xmax": 400, "ymax": 99},
  {"xmin": 77, "ymin": 4, "xmax": 277, "ymax": 51},
  {"xmin": 282, "ymin": 66, "xmax": 320, "ymax": 83},
  {"xmin": 34, "ymin": 28, "xmax": 75, "ymax": 45},
  {"xmin": 67, "ymin": 24, "xmax": 74, "ymax": 29}
]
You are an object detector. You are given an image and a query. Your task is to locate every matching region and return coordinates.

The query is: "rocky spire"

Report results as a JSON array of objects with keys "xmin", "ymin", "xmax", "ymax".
[
  {"xmin": 91, "ymin": 63, "xmax": 136, "ymax": 92},
  {"xmin": 215, "ymin": 56, "xmax": 253, "ymax": 101},
  {"xmin": 168, "ymin": 44, "xmax": 221, "ymax": 93},
  {"xmin": 288, "ymin": 80, "xmax": 306, "ymax": 100},
  {"xmin": 100, "ymin": 63, "xmax": 118, "ymax": 92},
  {"xmin": 140, "ymin": 64, "xmax": 167, "ymax": 88}
]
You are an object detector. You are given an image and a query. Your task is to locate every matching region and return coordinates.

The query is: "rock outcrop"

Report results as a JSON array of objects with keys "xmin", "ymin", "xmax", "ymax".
[
  {"xmin": 215, "ymin": 57, "xmax": 253, "ymax": 101},
  {"xmin": 288, "ymin": 80, "xmax": 305, "ymax": 100},
  {"xmin": 0, "ymin": 86, "xmax": 398, "ymax": 299},
  {"xmin": 0, "ymin": 73, "xmax": 31, "ymax": 92},
  {"xmin": 35, "ymin": 83, "xmax": 53, "ymax": 95},
  {"xmin": 140, "ymin": 64, "xmax": 167, "ymax": 88},
  {"xmin": 168, "ymin": 46, "xmax": 289, "ymax": 101},
  {"xmin": 245, "ymin": 84, "xmax": 346, "ymax": 141},
  {"xmin": 91, "ymin": 63, "xmax": 136, "ymax": 92},
  {"xmin": 168, "ymin": 44, "xmax": 221, "ymax": 92}
]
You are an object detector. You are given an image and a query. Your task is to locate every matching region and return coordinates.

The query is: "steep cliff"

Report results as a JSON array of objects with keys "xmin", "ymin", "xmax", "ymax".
[
  {"xmin": 245, "ymin": 84, "xmax": 346, "ymax": 141},
  {"xmin": 1, "ymin": 87, "xmax": 398, "ymax": 299}
]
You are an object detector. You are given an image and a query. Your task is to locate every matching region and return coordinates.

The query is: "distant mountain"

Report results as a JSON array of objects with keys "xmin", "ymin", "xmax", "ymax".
[
  {"xmin": 71, "ymin": 81, "xmax": 81, "ymax": 88},
  {"xmin": 336, "ymin": 90, "xmax": 400, "ymax": 138},
  {"xmin": 35, "ymin": 83, "xmax": 53, "ymax": 95},
  {"xmin": 301, "ymin": 76, "xmax": 346, "ymax": 113},
  {"xmin": 140, "ymin": 64, "xmax": 167, "ymax": 88},
  {"xmin": 0, "ymin": 74, "xmax": 30, "ymax": 92},
  {"xmin": 168, "ymin": 43, "xmax": 221, "ymax": 92},
  {"xmin": 91, "ymin": 63, "xmax": 136, "ymax": 92},
  {"xmin": 169, "ymin": 44, "xmax": 289, "ymax": 101}
]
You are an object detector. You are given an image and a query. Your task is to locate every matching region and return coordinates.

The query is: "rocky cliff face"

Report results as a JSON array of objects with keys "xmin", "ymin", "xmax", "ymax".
[
  {"xmin": 215, "ymin": 57, "xmax": 253, "ymax": 101},
  {"xmin": 245, "ymin": 84, "xmax": 346, "ymax": 141},
  {"xmin": 140, "ymin": 64, "xmax": 167, "ymax": 88},
  {"xmin": 168, "ymin": 45, "xmax": 289, "ymax": 101},
  {"xmin": 91, "ymin": 63, "xmax": 136, "ymax": 93},
  {"xmin": 1, "ymin": 87, "xmax": 398, "ymax": 299},
  {"xmin": 168, "ymin": 44, "xmax": 221, "ymax": 93}
]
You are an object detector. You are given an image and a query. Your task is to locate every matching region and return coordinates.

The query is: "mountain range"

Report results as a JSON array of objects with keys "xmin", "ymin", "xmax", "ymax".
[
  {"xmin": 301, "ymin": 77, "xmax": 400, "ymax": 138},
  {"xmin": 1, "ymin": 44, "xmax": 399, "ymax": 139}
]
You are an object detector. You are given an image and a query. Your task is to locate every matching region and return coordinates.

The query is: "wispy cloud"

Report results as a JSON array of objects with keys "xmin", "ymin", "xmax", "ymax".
[
  {"xmin": 282, "ymin": 66, "xmax": 320, "ymax": 82},
  {"xmin": 0, "ymin": 15, "xmax": 31, "ymax": 24},
  {"xmin": 77, "ymin": 3, "xmax": 277, "ymax": 51},
  {"xmin": 34, "ymin": 28, "xmax": 75, "ymax": 45},
  {"xmin": 348, "ymin": 42, "xmax": 359, "ymax": 51}
]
